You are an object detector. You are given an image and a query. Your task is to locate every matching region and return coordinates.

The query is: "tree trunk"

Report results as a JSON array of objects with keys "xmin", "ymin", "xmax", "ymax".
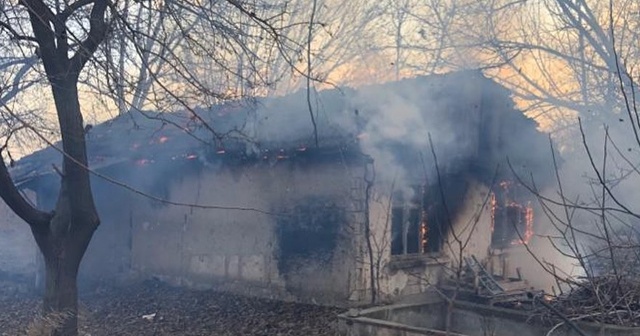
[
  {"xmin": 29, "ymin": 78, "xmax": 100, "ymax": 336},
  {"xmin": 31, "ymin": 193, "xmax": 96, "ymax": 336},
  {"xmin": 1, "ymin": 3, "xmax": 108, "ymax": 335},
  {"xmin": 42, "ymin": 252, "xmax": 81, "ymax": 336}
]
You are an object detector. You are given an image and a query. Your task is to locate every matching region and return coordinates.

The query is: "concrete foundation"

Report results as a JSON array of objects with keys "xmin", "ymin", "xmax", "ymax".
[{"xmin": 338, "ymin": 299, "xmax": 640, "ymax": 336}]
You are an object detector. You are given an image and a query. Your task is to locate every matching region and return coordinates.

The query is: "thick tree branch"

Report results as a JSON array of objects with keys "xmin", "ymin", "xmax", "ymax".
[
  {"xmin": 70, "ymin": 0, "xmax": 109, "ymax": 73},
  {"xmin": 20, "ymin": 0, "xmax": 60, "ymax": 74},
  {"xmin": 0, "ymin": 20, "xmax": 38, "ymax": 42},
  {"xmin": 0, "ymin": 56, "xmax": 38, "ymax": 105},
  {"xmin": 59, "ymin": 0, "xmax": 95, "ymax": 21},
  {"xmin": 0, "ymin": 150, "xmax": 53, "ymax": 228}
]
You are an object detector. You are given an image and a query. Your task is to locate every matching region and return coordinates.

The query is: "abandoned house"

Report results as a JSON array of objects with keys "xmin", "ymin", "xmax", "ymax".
[{"xmin": 1, "ymin": 70, "xmax": 556, "ymax": 304}]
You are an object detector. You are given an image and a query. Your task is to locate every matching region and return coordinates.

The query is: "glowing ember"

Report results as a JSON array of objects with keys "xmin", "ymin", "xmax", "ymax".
[
  {"xmin": 490, "ymin": 193, "xmax": 496, "ymax": 233},
  {"xmin": 420, "ymin": 210, "xmax": 429, "ymax": 253},
  {"xmin": 512, "ymin": 203, "xmax": 535, "ymax": 245},
  {"xmin": 185, "ymin": 154, "xmax": 198, "ymax": 160},
  {"xmin": 135, "ymin": 159, "xmax": 153, "ymax": 166},
  {"xmin": 499, "ymin": 180, "xmax": 512, "ymax": 189},
  {"xmin": 276, "ymin": 149, "xmax": 288, "ymax": 160}
]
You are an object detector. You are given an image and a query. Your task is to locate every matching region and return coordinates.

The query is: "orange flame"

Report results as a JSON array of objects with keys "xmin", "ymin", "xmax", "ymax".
[
  {"xmin": 507, "ymin": 202, "xmax": 534, "ymax": 246},
  {"xmin": 491, "ymin": 181, "xmax": 534, "ymax": 246},
  {"xmin": 420, "ymin": 210, "xmax": 428, "ymax": 253}
]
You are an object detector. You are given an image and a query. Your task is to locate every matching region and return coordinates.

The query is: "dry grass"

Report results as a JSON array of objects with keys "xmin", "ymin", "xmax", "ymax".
[
  {"xmin": 26, "ymin": 305, "xmax": 90, "ymax": 336},
  {"xmin": 26, "ymin": 311, "xmax": 71, "ymax": 336}
]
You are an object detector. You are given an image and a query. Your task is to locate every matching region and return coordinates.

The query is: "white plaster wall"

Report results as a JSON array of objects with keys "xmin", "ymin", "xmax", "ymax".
[
  {"xmin": 447, "ymin": 183, "xmax": 577, "ymax": 293},
  {"xmin": 503, "ymin": 186, "xmax": 582, "ymax": 292},
  {"xmin": 130, "ymin": 160, "xmax": 364, "ymax": 302},
  {"xmin": 444, "ymin": 181, "xmax": 493, "ymax": 269},
  {"xmin": 363, "ymin": 185, "xmax": 450, "ymax": 300},
  {"xmin": 361, "ymin": 180, "xmax": 496, "ymax": 301}
]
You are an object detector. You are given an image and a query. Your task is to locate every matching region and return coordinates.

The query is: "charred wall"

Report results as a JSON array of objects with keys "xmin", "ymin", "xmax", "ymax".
[
  {"xmin": 119, "ymin": 157, "xmax": 362, "ymax": 303},
  {"xmin": 275, "ymin": 197, "xmax": 348, "ymax": 298}
]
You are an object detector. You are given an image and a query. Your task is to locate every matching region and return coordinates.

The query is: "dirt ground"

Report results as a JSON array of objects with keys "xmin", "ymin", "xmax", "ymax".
[{"xmin": 0, "ymin": 279, "xmax": 343, "ymax": 336}]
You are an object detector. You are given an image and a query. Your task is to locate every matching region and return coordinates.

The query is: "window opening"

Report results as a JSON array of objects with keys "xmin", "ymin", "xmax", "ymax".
[
  {"xmin": 490, "ymin": 181, "xmax": 534, "ymax": 249},
  {"xmin": 391, "ymin": 185, "xmax": 443, "ymax": 255}
]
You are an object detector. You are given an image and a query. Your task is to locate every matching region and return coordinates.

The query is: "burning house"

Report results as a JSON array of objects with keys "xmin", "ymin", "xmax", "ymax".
[{"xmin": 1, "ymin": 70, "xmax": 555, "ymax": 304}]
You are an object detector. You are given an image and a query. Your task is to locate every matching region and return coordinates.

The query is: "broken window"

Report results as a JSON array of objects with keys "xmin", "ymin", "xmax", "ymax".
[
  {"xmin": 390, "ymin": 174, "xmax": 468, "ymax": 257},
  {"xmin": 491, "ymin": 181, "xmax": 534, "ymax": 249},
  {"xmin": 390, "ymin": 186, "xmax": 443, "ymax": 256},
  {"xmin": 391, "ymin": 205, "xmax": 421, "ymax": 255}
]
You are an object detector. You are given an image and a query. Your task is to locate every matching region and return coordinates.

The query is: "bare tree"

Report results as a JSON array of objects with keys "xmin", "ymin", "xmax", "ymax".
[
  {"xmin": 504, "ymin": 6, "xmax": 640, "ymax": 328},
  {"xmin": 476, "ymin": 0, "xmax": 640, "ymax": 134},
  {"xmin": 259, "ymin": 0, "xmax": 380, "ymax": 93},
  {"xmin": 352, "ymin": 0, "xmax": 504, "ymax": 81},
  {"xmin": 349, "ymin": 0, "xmax": 638, "ymax": 135},
  {"xmin": 0, "ymin": 1, "xmax": 298, "ymax": 335}
]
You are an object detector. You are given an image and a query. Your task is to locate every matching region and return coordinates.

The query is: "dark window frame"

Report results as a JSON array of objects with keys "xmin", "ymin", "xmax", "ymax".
[
  {"xmin": 390, "ymin": 186, "xmax": 444, "ymax": 257},
  {"xmin": 490, "ymin": 181, "xmax": 534, "ymax": 249}
]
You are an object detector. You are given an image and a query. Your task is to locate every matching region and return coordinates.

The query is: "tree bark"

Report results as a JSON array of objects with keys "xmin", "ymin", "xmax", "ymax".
[
  {"xmin": 0, "ymin": 79, "xmax": 97, "ymax": 336},
  {"xmin": 0, "ymin": 2, "xmax": 106, "ymax": 335},
  {"xmin": 39, "ymin": 78, "xmax": 100, "ymax": 336},
  {"xmin": 41, "ymin": 246, "xmax": 82, "ymax": 336},
  {"xmin": 30, "ymin": 209, "xmax": 95, "ymax": 335},
  {"xmin": 27, "ymin": 78, "xmax": 99, "ymax": 336}
]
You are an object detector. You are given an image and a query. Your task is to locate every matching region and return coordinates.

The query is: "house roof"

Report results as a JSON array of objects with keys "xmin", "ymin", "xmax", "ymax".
[{"xmin": 9, "ymin": 70, "xmax": 551, "ymax": 187}]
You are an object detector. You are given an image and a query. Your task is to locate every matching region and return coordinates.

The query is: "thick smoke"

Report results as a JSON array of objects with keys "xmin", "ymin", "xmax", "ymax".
[
  {"xmin": 236, "ymin": 72, "xmax": 494, "ymax": 201},
  {"xmin": 351, "ymin": 81, "xmax": 461, "ymax": 198},
  {"xmin": 13, "ymin": 71, "xmax": 548, "ymax": 199},
  {"xmin": 538, "ymin": 114, "xmax": 640, "ymax": 279},
  {"xmin": 10, "ymin": 71, "xmax": 564, "ymax": 290}
]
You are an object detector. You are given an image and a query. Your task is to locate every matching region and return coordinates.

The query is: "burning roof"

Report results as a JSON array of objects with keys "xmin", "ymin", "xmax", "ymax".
[{"xmin": 9, "ymin": 70, "xmax": 554, "ymax": 188}]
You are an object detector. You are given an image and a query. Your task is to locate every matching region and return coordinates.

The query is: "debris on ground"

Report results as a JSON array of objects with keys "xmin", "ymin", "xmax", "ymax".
[
  {"xmin": 495, "ymin": 275, "xmax": 640, "ymax": 328},
  {"xmin": 542, "ymin": 276, "xmax": 640, "ymax": 327},
  {"xmin": 0, "ymin": 279, "xmax": 342, "ymax": 336}
]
